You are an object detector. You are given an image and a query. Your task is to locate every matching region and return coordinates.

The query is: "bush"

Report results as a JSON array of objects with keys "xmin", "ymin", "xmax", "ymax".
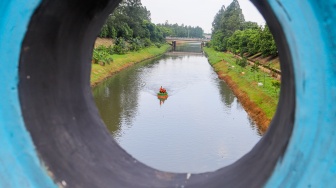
[
  {"xmin": 106, "ymin": 45, "xmax": 114, "ymax": 54},
  {"xmin": 113, "ymin": 37, "xmax": 128, "ymax": 54},
  {"xmin": 143, "ymin": 38, "xmax": 152, "ymax": 47},
  {"xmin": 236, "ymin": 57, "xmax": 248, "ymax": 68},
  {"xmin": 271, "ymin": 81, "xmax": 281, "ymax": 92},
  {"xmin": 113, "ymin": 45, "xmax": 127, "ymax": 54},
  {"xmin": 92, "ymin": 45, "xmax": 114, "ymax": 66},
  {"xmin": 129, "ymin": 38, "xmax": 143, "ymax": 51}
]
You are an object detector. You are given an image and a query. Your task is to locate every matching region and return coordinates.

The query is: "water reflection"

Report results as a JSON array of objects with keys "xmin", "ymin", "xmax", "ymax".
[
  {"xmin": 174, "ymin": 42, "xmax": 203, "ymax": 53},
  {"xmin": 93, "ymin": 43, "xmax": 261, "ymax": 173},
  {"xmin": 217, "ymin": 79, "xmax": 236, "ymax": 108},
  {"xmin": 92, "ymin": 62, "xmax": 143, "ymax": 137},
  {"xmin": 159, "ymin": 98, "xmax": 168, "ymax": 106}
]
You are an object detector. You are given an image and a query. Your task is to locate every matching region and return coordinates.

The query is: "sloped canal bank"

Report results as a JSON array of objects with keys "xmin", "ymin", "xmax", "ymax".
[{"xmin": 203, "ymin": 47, "xmax": 279, "ymax": 133}]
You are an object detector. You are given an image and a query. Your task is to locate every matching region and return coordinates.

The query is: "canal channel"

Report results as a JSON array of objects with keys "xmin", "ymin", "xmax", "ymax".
[{"xmin": 92, "ymin": 42, "xmax": 261, "ymax": 173}]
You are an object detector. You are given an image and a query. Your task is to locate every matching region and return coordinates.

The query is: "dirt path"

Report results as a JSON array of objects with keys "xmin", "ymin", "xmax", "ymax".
[{"xmin": 94, "ymin": 37, "xmax": 114, "ymax": 48}]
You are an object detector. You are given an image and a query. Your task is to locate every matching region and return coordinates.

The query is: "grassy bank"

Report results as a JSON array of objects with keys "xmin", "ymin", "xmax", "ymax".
[
  {"xmin": 204, "ymin": 47, "xmax": 279, "ymax": 133},
  {"xmin": 90, "ymin": 44, "xmax": 170, "ymax": 87}
]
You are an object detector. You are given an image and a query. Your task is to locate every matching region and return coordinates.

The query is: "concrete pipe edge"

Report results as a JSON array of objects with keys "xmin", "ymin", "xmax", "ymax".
[{"xmin": 0, "ymin": 0, "xmax": 335, "ymax": 187}]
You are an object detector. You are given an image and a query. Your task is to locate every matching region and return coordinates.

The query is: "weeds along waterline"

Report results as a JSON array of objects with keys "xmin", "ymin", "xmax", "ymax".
[
  {"xmin": 90, "ymin": 44, "xmax": 170, "ymax": 87},
  {"xmin": 204, "ymin": 47, "xmax": 280, "ymax": 133}
]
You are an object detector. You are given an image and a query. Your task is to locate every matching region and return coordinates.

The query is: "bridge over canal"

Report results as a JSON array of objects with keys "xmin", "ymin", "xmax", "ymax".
[{"xmin": 166, "ymin": 37, "xmax": 210, "ymax": 42}]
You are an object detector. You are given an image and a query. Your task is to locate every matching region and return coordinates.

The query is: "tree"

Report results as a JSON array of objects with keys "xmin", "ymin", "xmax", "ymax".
[
  {"xmin": 156, "ymin": 23, "xmax": 204, "ymax": 38},
  {"xmin": 247, "ymin": 27, "xmax": 262, "ymax": 54},
  {"xmin": 209, "ymin": 0, "xmax": 278, "ymax": 57},
  {"xmin": 99, "ymin": 24, "xmax": 109, "ymax": 38},
  {"xmin": 259, "ymin": 26, "xmax": 277, "ymax": 56},
  {"xmin": 212, "ymin": 5, "xmax": 225, "ymax": 32},
  {"xmin": 210, "ymin": 0, "xmax": 245, "ymax": 51},
  {"xmin": 98, "ymin": 0, "xmax": 168, "ymax": 46},
  {"xmin": 241, "ymin": 21, "xmax": 259, "ymax": 30}
]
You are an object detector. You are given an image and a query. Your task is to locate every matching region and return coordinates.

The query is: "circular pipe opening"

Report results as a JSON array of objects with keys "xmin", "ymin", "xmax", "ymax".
[{"xmin": 19, "ymin": 0, "xmax": 294, "ymax": 187}]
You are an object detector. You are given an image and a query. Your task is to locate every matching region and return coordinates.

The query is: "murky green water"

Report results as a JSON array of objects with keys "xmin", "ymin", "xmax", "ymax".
[{"xmin": 93, "ymin": 43, "xmax": 261, "ymax": 173}]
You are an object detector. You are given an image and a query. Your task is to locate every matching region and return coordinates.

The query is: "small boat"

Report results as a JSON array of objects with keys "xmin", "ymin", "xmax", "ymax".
[{"xmin": 157, "ymin": 86, "xmax": 168, "ymax": 99}]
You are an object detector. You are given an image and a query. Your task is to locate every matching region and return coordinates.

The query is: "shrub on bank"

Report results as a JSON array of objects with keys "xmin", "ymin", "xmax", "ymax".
[
  {"xmin": 129, "ymin": 38, "xmax": 143, "ymax": 51},
  {"xmin": 93, "ymin": 37, "xmax": 166, "ymax": 67},
  {"xmin": 93, "ymin": 45, "xmax": 114, "ymax": 66},
  {"xmin": 236, "ymin": 57, "xmax": 248, "ymax": 68},
  {"xmin": 113, "ymin": 37, "xmax": 128, "ymax": 54},
  {"xmin": 91, "ymin": 44, "xmax": 170, "ymax": 87},
  {"xmin": 143, "ymin": 38, "xmax": 152, "ymax": 47}
]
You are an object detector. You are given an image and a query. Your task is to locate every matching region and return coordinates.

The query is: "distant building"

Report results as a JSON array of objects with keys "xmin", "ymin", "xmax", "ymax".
[{"xmin": 203, "ymin": 34, "xmax": 211, "ymax": 40}]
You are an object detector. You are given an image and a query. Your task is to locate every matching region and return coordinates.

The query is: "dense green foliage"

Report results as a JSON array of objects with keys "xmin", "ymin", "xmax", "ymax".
[
  {"xmin": 226, "ymin": 25, "xmax": 277, "ymax": 56},
  {"xmin": 95, "ymin": 0, "xmax": 170, "ymax": 65},
  {"xmin": 99, "ymin": 0, "xmax": 165, "ymax": 44},
  {"xmin": 236, "ymin": 57, "xmax": 247, "ymax": 68},
  {"xmin": 210, "ymin": 0, "xmax": 277, "ymax": 57},
  {"xmin": 157, "ymin": 21, "xmax": 204, "ymax": 38},
  {"xmin": 95, "ymin": 0, "xmax": 207, "ymax": 65},
  {"xmin": 99, "ymin": 0, "xmax": 205, "ymax": 42},
  {"xmin": 92, "ymin": 46, "xmax": 114, "ymax": 66},
  {"xmin": 210, "ymin": 0, "xmax": 245, "ymax": 51}
]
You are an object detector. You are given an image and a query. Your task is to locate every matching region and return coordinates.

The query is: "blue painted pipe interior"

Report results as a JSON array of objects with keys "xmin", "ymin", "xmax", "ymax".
[
  {"xmin": 0, "ymin": 0, "xmax": 56, "ymax": 187},
  {"xmin": 266, "ymin": 0, "xmax": 336, "ymax": 187},
  {"xmin": 0, "ymin": 0, "xmax": 336, "ymax": 187}
]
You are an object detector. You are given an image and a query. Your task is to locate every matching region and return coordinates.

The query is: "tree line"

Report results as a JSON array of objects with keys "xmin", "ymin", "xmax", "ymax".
[
  {"xmin": 210, "ymin": 0, "xmax": 277, "ymax": 57},
  {"xmin": 95, "ymin": 0, "xmax": 205, "ymax": 65},
  {"xmin": 99, "ymin": 0, "xmax": 166, "ymax": 45},
  {"xmin": 99, "ymin": 0, "xmax": 205, "ymax": 44},
  {"xmin": 157, "ymin": 22, "xmax": 204, "ymax": 38},
  {"xmin": 94, "ymin": 0, "xmax": 166, "ymax": 65}
]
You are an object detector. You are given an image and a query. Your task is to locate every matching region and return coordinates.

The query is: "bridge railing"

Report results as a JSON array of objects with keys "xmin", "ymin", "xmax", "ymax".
[{"xmin": 165, "ymin": 37, "xmax": 210, "ymax": 42}]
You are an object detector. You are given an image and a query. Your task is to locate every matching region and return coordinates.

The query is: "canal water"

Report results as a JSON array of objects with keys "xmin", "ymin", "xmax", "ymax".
[{"xmin": 92, "ymin": 42, "xmax": 261, "ymax": 173}]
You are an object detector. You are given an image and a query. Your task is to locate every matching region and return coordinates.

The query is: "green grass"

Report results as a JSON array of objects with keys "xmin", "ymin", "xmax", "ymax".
[
  {"xmin": 204, "ymin": 47, "xmax": 279, "ymax": 120},
  {"xmin": 91, "ymin": 44, "xmax": 170, "ymax": 86}
]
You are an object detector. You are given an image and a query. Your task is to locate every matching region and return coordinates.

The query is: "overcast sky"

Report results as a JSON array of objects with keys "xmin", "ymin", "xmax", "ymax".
[{"xmin": 141, "ymin": 0, "xmax": 265, "ymax": 33}]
